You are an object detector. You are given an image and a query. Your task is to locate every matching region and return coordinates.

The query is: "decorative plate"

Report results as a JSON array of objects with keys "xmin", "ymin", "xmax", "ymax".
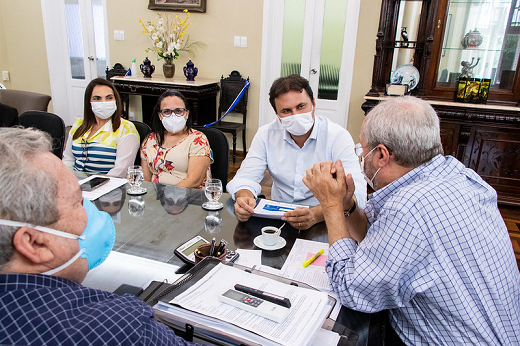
[{"xmin": 390, "ymin": 64, "xmax": 420, "ymax": 91}]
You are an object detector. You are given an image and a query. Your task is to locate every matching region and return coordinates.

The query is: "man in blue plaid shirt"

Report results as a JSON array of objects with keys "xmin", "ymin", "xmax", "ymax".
[
  {"xmin": 304, "ymin": 96, "xmax": 520, "ymax": 345},
  {"xmin": 0, "ymin": 128, "xmax": 198, "ymax": 345}
]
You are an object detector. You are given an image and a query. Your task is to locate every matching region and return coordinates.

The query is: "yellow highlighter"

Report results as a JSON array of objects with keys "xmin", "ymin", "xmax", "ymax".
[{"xmin": 302, "ymin": 249, "xmax": 324, "ymax": 267}]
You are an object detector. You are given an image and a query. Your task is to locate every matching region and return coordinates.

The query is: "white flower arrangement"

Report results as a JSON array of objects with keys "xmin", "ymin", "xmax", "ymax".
[{"xmin": 139, "ymin": 10, "xmax": 204, "ymax": 65}]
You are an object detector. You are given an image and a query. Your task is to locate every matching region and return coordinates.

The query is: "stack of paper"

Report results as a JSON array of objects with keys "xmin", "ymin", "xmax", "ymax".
[{"xmin": 155, "ymin": 263, "xmax": 331, "ymax": 346}]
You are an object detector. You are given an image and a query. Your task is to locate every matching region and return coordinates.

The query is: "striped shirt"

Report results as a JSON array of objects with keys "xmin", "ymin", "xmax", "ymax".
[
  {"xmin": 64, "ymin": 118, "xmax": 139, "ymax": 176},
  {"xmin": 327, "ymin": 155, "xmax": 520, "ymax": 345}
]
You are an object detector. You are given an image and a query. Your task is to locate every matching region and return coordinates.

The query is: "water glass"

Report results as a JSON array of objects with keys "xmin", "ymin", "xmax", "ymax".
[
  {"xmin": 128, "ymin": 196, "xmax": 145, "ymax": 217},
  {"xmin": 202, "ymin": 178, "xmax": 223, "ymax": 210},
  {"xmin": 127, "ymin": 165, "xmax": 147, "ymax": 195}
]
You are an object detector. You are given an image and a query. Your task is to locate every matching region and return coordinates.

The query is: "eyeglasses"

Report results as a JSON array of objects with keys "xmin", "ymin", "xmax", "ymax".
[
  {"xmin": 159, "ymin": 108, "xmax": 188, "ymax": 117},
  {"xmin": 81, "ymin": 138, "xmax": 89, "ymax": 170}
]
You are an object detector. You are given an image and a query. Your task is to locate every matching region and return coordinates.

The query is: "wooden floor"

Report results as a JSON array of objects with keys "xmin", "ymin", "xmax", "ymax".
[{"xmin": 227, "ymin": 153, "xmax": 520, "ymax": 269}]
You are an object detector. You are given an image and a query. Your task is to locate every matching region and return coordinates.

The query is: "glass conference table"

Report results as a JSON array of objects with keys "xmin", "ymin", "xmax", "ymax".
[{"xmin": 84, "ymin": 179, "xmax": 383, "ymax": 346}]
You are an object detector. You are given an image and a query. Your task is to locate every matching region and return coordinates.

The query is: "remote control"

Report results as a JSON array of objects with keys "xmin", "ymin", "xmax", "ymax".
[{"xmin": 218, "ymin": 289, "xmax": 290, "ymax": 323}]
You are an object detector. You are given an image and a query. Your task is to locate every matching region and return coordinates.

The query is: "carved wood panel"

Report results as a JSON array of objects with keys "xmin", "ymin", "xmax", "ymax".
[{"xmin": 464, "ymin": 126, "xmax": 520, "ymax": 204}]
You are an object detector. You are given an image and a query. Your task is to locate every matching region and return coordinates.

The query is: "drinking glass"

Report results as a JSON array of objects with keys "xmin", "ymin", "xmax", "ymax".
[
  {"xmin": 127, "ymin": 165, "xmax": 147, "ymax": 195},
  {"xmin": 204, "ymin": 211, "xmax": 223, "ymax": 233},
  {"xmin": 128, "ymin": 195, "xmax": 145, "ymax": 217},
  {"xmin": 202, "ymin": 178, "xmax": 223, "ymax": 210}
]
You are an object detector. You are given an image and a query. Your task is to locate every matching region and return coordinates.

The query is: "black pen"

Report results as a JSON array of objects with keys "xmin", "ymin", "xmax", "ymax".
[
  {"xmin": 216, "ymin": 239, "xmax": 227, "ymax": 256},
  {"xmin": 234, "ymin": 284, "xmax": 291, "ymax": 308},
  {"xmin": 209, "ymin": 238, "xmax": 216, "ymax": 256}
]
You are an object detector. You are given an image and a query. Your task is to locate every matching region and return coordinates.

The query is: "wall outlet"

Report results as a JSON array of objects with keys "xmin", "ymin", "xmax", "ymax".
[
  {"xmin": 2, "ymin": 71, "xmax": 9, "ymax": 81},
  {"xmin": 234, "ymin": 36, "xmax": 240, "ymax": 47},
  {"xmin": 240, "ymin": 36, "xmax": 247, "ymax": 48},
  {"xmin": 113, "ymin": 30, "xmax": 125, "ymax": 41}
]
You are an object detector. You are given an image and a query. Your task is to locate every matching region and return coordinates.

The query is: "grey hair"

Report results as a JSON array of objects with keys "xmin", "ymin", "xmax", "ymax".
[
  {"xmin": 0, "ymin": 127, "xmax": 60, "ymax": 268},
  {"xmin": 363, "ymin": 96, "xmax": 444, "ymax": 167}
]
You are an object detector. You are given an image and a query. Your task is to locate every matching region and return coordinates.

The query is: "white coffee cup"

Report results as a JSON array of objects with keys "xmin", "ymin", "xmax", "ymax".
[{"xmin": 261, "ymin": 226, "xmax": 281, "ymax": 246}]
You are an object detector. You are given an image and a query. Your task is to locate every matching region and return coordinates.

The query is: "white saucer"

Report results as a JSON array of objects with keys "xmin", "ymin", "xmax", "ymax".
[{"xmin": 253, "ymin": 235, "xmax": 286, "ymax": 251}]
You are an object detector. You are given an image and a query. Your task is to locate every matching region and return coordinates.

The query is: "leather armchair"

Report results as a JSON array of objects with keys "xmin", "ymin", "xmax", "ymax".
[{"xmin": 0, "ymin": 89, "xmax": 51, "ymax": 115}]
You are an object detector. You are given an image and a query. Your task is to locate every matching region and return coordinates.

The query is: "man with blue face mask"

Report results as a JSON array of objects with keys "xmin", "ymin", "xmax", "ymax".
[
  {"xmin": 227, "ymin": 74, "xmax": 366, "ymax": 230},
  {"xmin": 303, "ymin": 96, "xmax": 520, "ymax": 345},
  {"xmin": 0, "ymin": 128, "xmax": 198, "ymax": 345}
]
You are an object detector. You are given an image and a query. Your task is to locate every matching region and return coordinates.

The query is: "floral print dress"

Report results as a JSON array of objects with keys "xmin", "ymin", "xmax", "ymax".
[{"xmin": 140, "ymin": 129, "xmax": 212, "ymax": 188}]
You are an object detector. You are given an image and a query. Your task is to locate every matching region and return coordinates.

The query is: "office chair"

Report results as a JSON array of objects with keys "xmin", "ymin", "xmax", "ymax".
[
  {"xmin": 131, "ymin": 120, "xmax": 152, "ymax": 166},
  {"xmin": 211, "ymin": 70, "xmax": 249, "ymax": 163},
  {"xmin": 193, "ymin": 126, "xmax": 229, "ymax": 192},
  {"xmin": 0, "ymin": 103, "xmax": 19, "ymax": 127},
  {"xmin": 19, "ymin": 111, "xmax": 65, "ymax": 158}
]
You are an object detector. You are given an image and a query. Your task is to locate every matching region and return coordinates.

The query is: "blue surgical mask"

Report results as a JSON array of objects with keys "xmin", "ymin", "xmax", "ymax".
[{"xmin": 0, "ymin": 199, "xmax": 115, "ymax": 275}]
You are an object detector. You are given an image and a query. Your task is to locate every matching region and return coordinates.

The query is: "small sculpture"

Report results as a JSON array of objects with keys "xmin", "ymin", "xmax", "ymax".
[
  {"xmin": 460, "ymin": 57, "xmax": 481, "ymax": 78},
  {"xmin": 140, "ymin": 57, "xmax": 155, "ymax": 78},
  {"xmin": 401, "ymin": 27, "xmax": 409, "ymax": 47},
  {"xmin": 183, "ymin": 60, "xmax": 198, "ymax": 81}
]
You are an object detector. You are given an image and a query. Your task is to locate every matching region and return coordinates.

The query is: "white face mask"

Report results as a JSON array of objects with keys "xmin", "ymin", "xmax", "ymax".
[
  {"xmin": 360, "ymin": 146, "xmax": 381, "ymax": 190},
  {"xmin": 279, "ymin": 109, "xmax": 314, "ymax": 136},
  {"xmin": 91, "ymin": 101, "xmax": 117, "ymax": 120},
  {"xmin": 162, "ymin": 115, "xmax": 187, "ymax": 134}
]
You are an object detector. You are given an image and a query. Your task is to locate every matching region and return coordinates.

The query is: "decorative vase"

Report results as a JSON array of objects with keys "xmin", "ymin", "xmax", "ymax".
[
  {"xmin": 140, "ymin": 57, "xmax": 155, "ymax": 78},
  {"xmin": 461, "ymin": 28, "xmax": 483, "ymax": 49},
  {"xmin": 183, "ymin": 60, "xmax": 198, "ymax": 81},
  {"xmin": 163, "ymin": 63, "xmax": 175, "ymax": 78}
]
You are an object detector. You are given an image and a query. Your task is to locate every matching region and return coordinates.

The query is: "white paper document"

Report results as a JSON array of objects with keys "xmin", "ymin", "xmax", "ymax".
[
  {"xmin": 280, "ymin": 239, "xmax": 331, "ymax": 292},
  {"xmin": 235, "ymin": 249, "xmax": 262, "ymax": 268},
  {"xmin": 79, "ymin": 175, "xmax": 127, "ymax": 201},
  {"xmin": 167, "ymin": 263, "xmax": 331, "ymax": 346},
  {"xmin": 253, "ymin": 199, "xmax": 309, "ymax": 219}
]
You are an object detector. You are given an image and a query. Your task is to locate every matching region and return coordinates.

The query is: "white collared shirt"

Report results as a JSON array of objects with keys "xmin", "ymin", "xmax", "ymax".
[{"xmin": 227, "ymin": 115, "xmax": 367, "ymax": 208}]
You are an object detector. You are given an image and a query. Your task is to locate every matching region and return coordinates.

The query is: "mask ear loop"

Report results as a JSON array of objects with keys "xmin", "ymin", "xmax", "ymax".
[
  {"xmin": 42, "ymin": 249, "xmax": 87, "ymax": 275},
  {"xmin": 0, "ymin": 219, "xmax": 85, "ymax": 240}
]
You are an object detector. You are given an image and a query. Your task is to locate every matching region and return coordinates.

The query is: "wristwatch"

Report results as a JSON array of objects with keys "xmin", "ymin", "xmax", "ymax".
[{"xmin": 343, "ymin": 200, "xmax": 357, "ymax": 217}]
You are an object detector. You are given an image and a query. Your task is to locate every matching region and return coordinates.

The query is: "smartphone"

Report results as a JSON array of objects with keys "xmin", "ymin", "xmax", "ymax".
[{"xmin": 80, "ymin": 177, "xmax": 110, "ymax": 192}]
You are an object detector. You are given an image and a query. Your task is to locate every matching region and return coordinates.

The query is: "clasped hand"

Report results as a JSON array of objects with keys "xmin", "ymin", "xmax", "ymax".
[{"xmin": 303, "ymin": 160, "xmax": 355, "ymax": 212}]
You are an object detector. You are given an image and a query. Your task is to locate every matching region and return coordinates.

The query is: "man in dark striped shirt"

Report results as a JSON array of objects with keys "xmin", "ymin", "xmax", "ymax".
[{"xmin": 0, "ymin": 127, "xmax": 198, "ymax": 345}]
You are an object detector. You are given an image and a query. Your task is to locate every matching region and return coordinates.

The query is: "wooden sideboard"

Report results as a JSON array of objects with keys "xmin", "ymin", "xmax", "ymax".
[
  {"xmin": 362, "ymin": 96, "xmax": 520, "ymax": 206},
  {"xmin": 111, "ymin": 76, "xmax": 220, "ymax": 126}
]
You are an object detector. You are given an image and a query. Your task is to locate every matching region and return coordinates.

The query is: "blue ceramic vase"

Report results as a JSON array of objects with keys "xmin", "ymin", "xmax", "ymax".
[
  {"xmin": 140, "ymin": 57, "xmax": 155, "ymax": 78},
  {"xmin": 183, "ymin": 60, "xmax": 198, "ymax": 81}
]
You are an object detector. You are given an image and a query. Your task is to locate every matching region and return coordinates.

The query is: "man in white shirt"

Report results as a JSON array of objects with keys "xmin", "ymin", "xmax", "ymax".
[{"xmin": 227, "ymin": 75, "xmax": 366, "ymax": 230}]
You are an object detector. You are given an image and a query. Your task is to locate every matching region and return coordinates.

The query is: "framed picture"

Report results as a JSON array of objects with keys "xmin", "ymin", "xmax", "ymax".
[{"xmin": 148, "ymin": 0, "xmax": 206, "ymax": 13}]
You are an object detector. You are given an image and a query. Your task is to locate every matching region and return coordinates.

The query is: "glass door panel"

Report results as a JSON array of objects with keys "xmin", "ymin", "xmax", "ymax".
[
  {"xmin": 91, "ymin": 0, "xmax": 107, "ymax": 78},
  {"xmin": 317, "ymin": 0, "xmax": 348, "ymax": 100},
  {"xmin": 436, "ymin": 0, "xmax": 517, "ymax": 91},
  {"xmin": 391, "ymin": 1, "xmax": 422, "ymax": 72},
  {"xmin": 280, "ymin": 0, "xmax": 305, "ymax": 77},
  {"xmin": 65, "ymin": 0, "xmax": 85, "ymax": 80}
]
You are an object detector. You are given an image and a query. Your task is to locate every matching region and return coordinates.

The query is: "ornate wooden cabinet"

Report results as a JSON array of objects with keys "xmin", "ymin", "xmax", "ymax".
[{"xmin": 363, "ymin": 0, "xmax": 520, "ymax": 206}]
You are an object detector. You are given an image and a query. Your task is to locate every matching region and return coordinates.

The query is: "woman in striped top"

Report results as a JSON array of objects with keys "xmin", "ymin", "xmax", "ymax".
[{"xmin": 62, "ymin": 78, "xmax": 139, "ymax": 177}]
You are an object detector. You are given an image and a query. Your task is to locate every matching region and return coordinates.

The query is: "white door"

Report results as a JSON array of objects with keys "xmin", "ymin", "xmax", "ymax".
[
  {"xmin": 259, "ymin": 0, "xmax": 361, "ymax": 128},
  {"xmin": 41, "ymin": 0, "xmax": 109, "ymax": 126}
]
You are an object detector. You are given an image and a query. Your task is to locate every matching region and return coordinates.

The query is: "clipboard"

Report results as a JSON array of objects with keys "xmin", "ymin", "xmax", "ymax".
[{"xmin": 137, "ymin": 257, "xmax": 342, "ymax": 346}]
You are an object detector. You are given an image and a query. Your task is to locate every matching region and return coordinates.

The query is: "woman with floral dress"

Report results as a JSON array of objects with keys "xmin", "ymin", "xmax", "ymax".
[{"xmin": 141, "ymin": 90, "xmax": 211, "ymax": 188}]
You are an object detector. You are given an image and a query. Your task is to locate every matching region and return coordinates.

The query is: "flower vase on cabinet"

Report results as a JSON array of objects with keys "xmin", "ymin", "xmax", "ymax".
[
  {"xmin": 140, "ymin": 57, "xmax": 155, "ymax": 78},
  {"xmin": 163, "ymin": 61, "xmax": 175, "ymax": 78},
  {"xmin": 183, "ymin": 60, "xmax": 198, "ymax": 81}
]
